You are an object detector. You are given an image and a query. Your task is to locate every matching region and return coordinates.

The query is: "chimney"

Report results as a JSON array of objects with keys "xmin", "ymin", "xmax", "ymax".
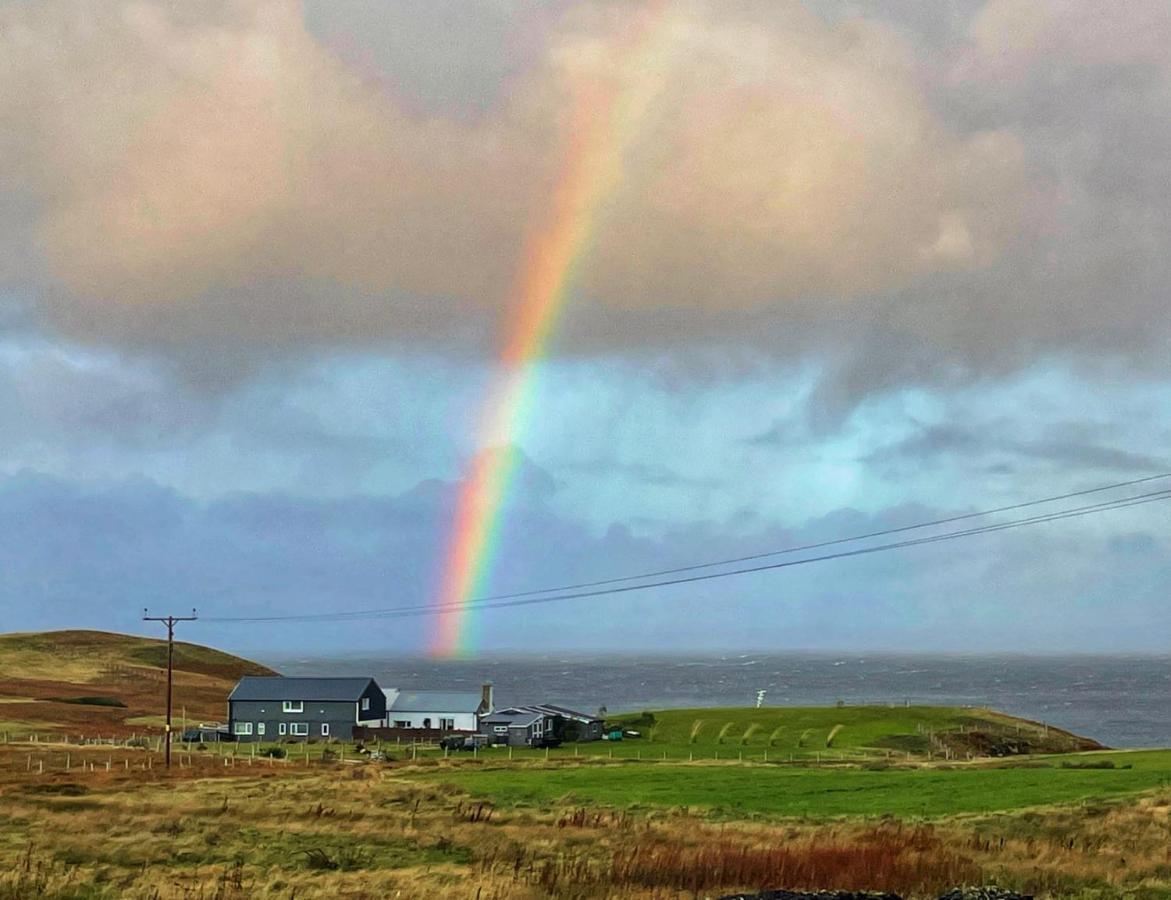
[{"xmin": 481, "ymin": 682, "xmax": 494, "ymax": 713}]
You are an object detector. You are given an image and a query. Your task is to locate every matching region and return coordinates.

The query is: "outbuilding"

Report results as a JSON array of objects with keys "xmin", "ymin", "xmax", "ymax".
[
  {"xmin": 531, "ymin": 704, "xmax": 605, "ymax": 742},
  {"xmin": 480, "ymin": 707, "xmax": 551, "ymax": 747}
]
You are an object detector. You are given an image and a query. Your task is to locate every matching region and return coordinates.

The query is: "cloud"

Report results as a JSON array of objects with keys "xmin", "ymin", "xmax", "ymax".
[
  {"xmin": 0, "ymin": 1, "xmax": 1022, "ymax": 367},
  {"xmin": 4, "ymin": 468, "xmax": 1168, "ymax": 652},
  {"xmin": 864, "ymin": 419, "xmax": 1169, "ymax": 474},
  {"xmin": 961, "ymin": 0, "xmax": 1171, "ymax": 79}
]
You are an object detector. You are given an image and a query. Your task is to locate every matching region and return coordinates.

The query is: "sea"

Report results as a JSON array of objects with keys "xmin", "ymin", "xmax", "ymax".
[{"xmin": 269, "ymin": 653, "xmax": 1171, "ymax": 749}]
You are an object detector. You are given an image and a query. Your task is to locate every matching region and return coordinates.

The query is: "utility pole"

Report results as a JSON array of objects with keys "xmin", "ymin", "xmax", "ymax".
[{"xmin": 142, "ymin": 609, "xmax": 197, "ymax": 769}]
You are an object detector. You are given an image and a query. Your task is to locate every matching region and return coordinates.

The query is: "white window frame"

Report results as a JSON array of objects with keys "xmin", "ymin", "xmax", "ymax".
[
  {"xmin": 493, "ymin": 725, "xmax": 507, "ymax": 734},
  {"xmin": 321, "ymin": 723, "xmax": 330, "ymax": 737},
  {"xmin": 279, "ymin": 722, "xmax": 287, "ymax": 736},
  {"xmin": 233, "ymin": 722, "xmax": 253, "ymax": 736},
  {"xmin": 257, "ymin": 723, "xmax": 266, "ymax": 736},
  {"xmin": 289, "ymin": 722, "xmax": 309, "ymax": 737},
  {"xmin": 282, "ymin": 700, "xmax": 304, "ymax": 713},
  {"xmin": 361, "ymin": 697, "xmax": 370, "ymax": 711}
]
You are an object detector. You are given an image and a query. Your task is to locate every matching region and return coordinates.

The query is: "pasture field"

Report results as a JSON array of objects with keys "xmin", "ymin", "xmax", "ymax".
[
  {"xmin": 4, "ymin": 739, "xmax": 1171, "ymax": 898},
  {"xmin": 415, "ymin": 750, "xmax": 1171, "ymax": 819}
]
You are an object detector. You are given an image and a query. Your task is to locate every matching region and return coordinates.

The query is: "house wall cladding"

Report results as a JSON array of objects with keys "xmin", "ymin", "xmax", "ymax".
[
  {"xmin": 229, "ymin": 699, "xmax": 362, "ymax": 742},
  {"xmin": 226, "ymin": 677, "xmax": 388, "ymax": 743}
]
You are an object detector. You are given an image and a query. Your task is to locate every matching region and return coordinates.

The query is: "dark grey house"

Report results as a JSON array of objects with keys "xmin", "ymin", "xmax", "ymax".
[
  {"xmin": 227, "ymin": 676, "xmax": 386, "ymax": 743},
  {"xmin": 480, "ymin": 707, "xmax": 550, "ymax": 747}
]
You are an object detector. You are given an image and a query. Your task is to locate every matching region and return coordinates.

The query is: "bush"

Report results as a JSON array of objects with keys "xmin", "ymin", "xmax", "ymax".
[{"xmin": 260, "ymin": 747, "xmax": 286, "ymax": 759}]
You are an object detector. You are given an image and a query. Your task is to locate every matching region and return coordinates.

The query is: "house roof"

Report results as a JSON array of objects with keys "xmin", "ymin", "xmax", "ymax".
[
  {"xmin": 387, "ymin": 690, "xmax": 484, "ymax": 714},
  {"xmin": 482, "ymin": 707, "xmax": 544, "ymax": 727},
  {"xmin": 531, "ymin": 703, "xmax": 602, "ymax": 723},
  {"xmin": 229, "ymin": 676, "xmax": 379, "ymax": 703}
]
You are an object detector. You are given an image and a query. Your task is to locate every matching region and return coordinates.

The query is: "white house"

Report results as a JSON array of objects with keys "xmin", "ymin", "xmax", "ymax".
[{"xmin": 377, "ymin": 683, "xmax": 493, "ymax": 732}]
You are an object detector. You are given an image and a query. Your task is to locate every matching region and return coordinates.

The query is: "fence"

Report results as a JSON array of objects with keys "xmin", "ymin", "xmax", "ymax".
[{"xmin": 353, "ymin": 725, "xmax": 472, "ymax": 743}]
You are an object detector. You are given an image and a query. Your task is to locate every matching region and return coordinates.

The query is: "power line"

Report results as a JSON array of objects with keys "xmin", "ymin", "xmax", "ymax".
[
  {"xmin": 431, "ymin": 470, "xmax": 1171, "ymax": 604},
  {"xmin": 202, "ymin": 483, "xmax": 1171, "ymax": 624}
]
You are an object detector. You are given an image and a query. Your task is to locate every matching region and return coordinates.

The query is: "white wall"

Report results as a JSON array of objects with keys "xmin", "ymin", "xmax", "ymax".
[{"xmin": 379, "ymin": 711, "xmax": 478, "ymax": 730}]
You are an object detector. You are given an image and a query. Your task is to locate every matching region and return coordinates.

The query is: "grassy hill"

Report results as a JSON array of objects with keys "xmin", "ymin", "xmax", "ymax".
[
  {"xmin": 0, "ymin": 630, "xmax": 274, "ymax": 736},
  {"xmin": 607, "ymin": 704, "xmax": 1104, "ymax": 758}
]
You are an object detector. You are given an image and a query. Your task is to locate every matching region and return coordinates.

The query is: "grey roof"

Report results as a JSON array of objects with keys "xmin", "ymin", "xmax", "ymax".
[
  {"xmin": 229, "ymin": 676, "xmax": 379, "ymax": 703},
  {"xmin": 532, "ymin": 703, "xmax": 602, "ymax": 722},
  {"xmin": 388, "ymin": 690, "xmax": 484, "ymax": 714},
  {"xmin": 482, "ymin": 707, "xmax": 544, "ymax": 727}
]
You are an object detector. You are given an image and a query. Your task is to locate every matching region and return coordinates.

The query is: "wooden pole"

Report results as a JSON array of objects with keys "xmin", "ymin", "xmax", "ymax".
[{"xmin": 142, "ymin": 609, "xmax": 197, "ymax": 770}]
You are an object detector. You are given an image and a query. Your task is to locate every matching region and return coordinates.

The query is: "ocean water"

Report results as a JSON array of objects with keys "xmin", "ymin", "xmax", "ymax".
[{"xmin": 269, "ymin": 653, "xmax": 1171, "ymax": 749}]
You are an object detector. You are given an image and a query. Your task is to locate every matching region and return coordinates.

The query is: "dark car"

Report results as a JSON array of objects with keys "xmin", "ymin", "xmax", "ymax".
[{"xmin": 440, "ymin": 734, "xmax": 490, "ymax": 751}]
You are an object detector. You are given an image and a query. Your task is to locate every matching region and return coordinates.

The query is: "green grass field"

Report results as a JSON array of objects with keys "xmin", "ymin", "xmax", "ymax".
[
  {"xmin": 418, "ymin": 750, "xmax": 1171, "ymax": 819},
  {"xmin": 601, "ymin": 705, "xmax": 1091, "ymax": 756},
  {"xmin": 417, "ymin": 705, "xmax": 1093, "ymax": 764}
]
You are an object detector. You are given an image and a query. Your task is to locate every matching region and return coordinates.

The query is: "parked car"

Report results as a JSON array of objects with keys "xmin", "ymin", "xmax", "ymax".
[
  {"xmin": 181, "ymin": 726, "xmax": 232, "ymax": 743},
  {"xmin": 440, "ymin": 734, "xmax": 490, "ymax": 751}
]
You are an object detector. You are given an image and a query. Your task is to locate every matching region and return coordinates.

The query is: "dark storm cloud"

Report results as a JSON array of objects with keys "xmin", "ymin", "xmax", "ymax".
[
  {"xmin": 5, "ymin": 470, "xmax": 1168, "ymax": 652},
  {"xmin": 0, "ymin": 1, "xmax": 1022, "ymax": 378},
  {"xmin": 0, "ymin": 0, "xmax": 1167, "ymax": 418}
]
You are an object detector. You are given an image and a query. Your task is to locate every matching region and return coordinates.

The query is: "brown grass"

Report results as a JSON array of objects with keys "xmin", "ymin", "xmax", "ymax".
[
  {"xmin": 0, "ymin": 630, "xmax": 274, "ymax": 738},
  {"xmin": 3, "ymin": 736, "xmax": 1171, "ymax": 898}
]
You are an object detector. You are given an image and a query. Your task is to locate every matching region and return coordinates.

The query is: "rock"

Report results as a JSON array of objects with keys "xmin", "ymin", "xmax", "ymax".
[{"xmin": 937, "ymin": 890, "xmax": 1032, "ymax": 900}]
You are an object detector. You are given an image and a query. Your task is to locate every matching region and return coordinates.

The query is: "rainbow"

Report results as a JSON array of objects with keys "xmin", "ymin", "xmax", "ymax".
[{"xmin": 429, "ymin": 5, "xmax": 673, "ymax": 657}]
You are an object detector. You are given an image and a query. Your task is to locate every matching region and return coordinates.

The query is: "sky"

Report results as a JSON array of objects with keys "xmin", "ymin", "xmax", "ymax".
[{"xmin": 0, "ymin": 0, "xmax": 1168, "ymax": 655}]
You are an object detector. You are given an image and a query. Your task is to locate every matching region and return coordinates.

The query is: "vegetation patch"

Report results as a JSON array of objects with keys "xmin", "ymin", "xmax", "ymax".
[{"xmin": 44, "ymin": 697, "xmax": 126, "ymax": 709}]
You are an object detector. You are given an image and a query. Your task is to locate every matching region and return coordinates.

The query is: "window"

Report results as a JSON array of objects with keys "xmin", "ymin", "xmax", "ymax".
[
  {"xmin": 289, "ymin": 722, "xmax": 309, "ymax": 736},
  {"xmin": 282, "ymin": 701, "xmax": 304, "ymax": 713},
  {"xmin": 321, "ymin": 723, "xmax": 330, "ymax": 737},
  {"xmin": 493, "ymin": 725, "xmax": 508, "ymax": 734},
  {"xmin": 439, "ymin": 718, "xmax": 454, "ymax": 730},
  {"xmin": 233, "ymin": 722, "xmax": 253, "ymax": 735},
  {"xmin": 257, "ymin": 723, "xmax": 266, "ymax": 736},
  {"xmin": 279, "ymin": 723, "xmax": 287, "ymax": 736},
  {"xmin": 393, "ymin": 720, "xmax": 410, "ymax": 728},
  {"xmin": 422, "ymin": 718, "xmax": 432, "ymax": 729},
  {"xmin": 361, "ymin": 697, "xmax": 371, "ymax": 711}
]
